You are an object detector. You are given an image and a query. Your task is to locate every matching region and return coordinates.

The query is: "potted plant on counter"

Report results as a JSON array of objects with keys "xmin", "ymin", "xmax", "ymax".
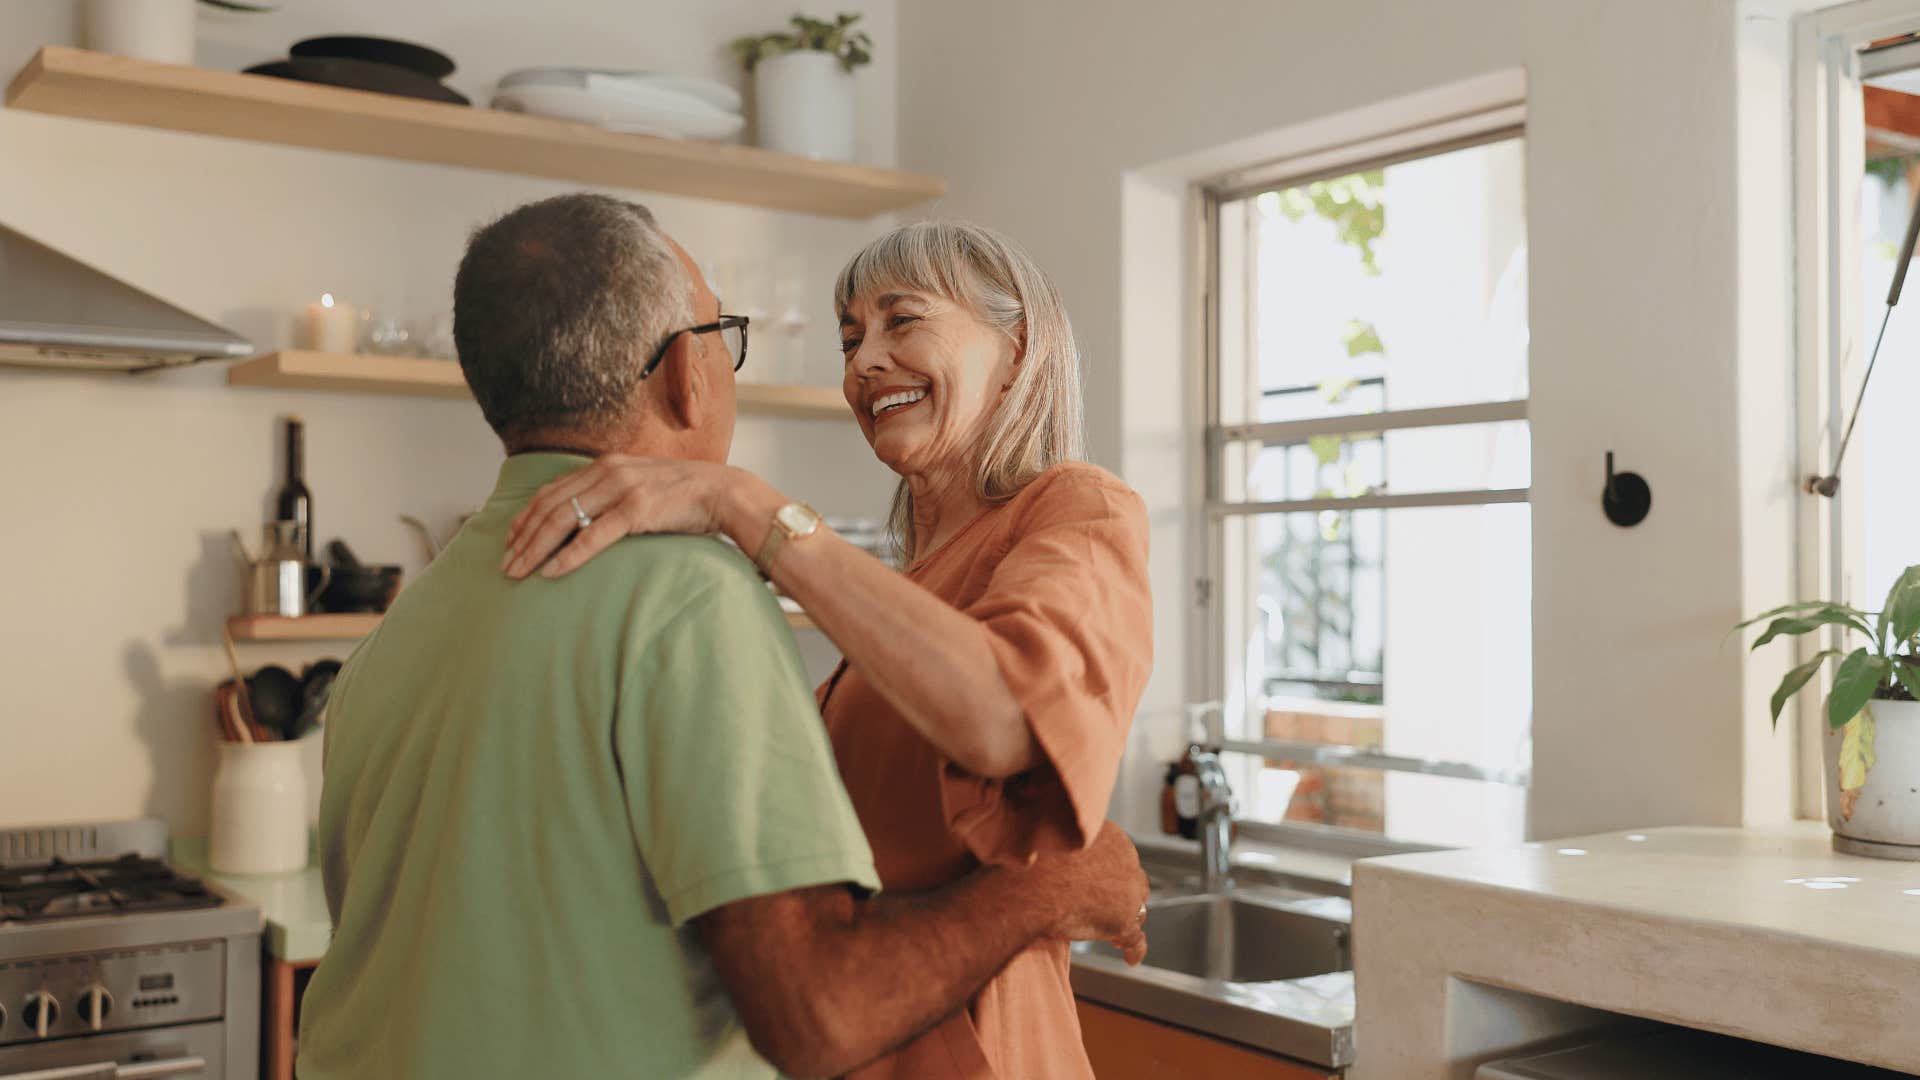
[
  {"xmin": 1744, "ymin": 565, "xmax": 1920, "ymax": 859},
  {"xmin": 730, "ymin": 13, "xmax": 872, "ymax": 161}
]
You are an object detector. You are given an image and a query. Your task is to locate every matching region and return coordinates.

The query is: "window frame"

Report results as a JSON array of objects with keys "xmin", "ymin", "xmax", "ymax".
[
  {"xmin": 1198, "ymin": 105, "xmax": 1533, "ymax": 844},
  {"xmin": 1792, "ymin": 0, "xmax": 1920, "ymax": 817}
]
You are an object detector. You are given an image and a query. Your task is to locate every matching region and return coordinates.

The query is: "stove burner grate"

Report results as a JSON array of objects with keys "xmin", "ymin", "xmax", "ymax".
[{"xmin": 0, "ymin": 853, "xmax": 223, "ymax": 923}]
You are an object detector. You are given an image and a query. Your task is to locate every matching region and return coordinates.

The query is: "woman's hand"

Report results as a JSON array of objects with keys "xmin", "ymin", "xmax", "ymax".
[{"xmin": 501, "ymin": 456, "xmax": 738, "ymax": 579}]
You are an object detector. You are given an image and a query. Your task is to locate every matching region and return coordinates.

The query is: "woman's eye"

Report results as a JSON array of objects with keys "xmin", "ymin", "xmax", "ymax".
[
  {"xmin": 888, "ymin": 314, "xmax": 919, "ymax": 329},
  {"xmin": 839, "ymin": 337, "xmax": 862, "ymax": 354}
]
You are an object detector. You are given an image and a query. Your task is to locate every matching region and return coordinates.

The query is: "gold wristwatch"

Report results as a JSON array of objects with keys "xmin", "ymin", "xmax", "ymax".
[{"xmin": 754, "ymin": 502, "xmax": 822, "ymax": 576}]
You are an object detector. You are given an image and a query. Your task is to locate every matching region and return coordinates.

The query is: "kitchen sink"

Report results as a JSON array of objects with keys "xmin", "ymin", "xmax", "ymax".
[
  {"xmin": 1081, "ymin": 894, "xmax": 1350, "ymax": 982},
  {"xmin": 1070, "ymin": 846, "xmax": 1357, "ymax": 1067}
]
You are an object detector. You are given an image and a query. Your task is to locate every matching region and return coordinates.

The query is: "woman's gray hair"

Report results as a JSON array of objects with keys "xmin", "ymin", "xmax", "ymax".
[
  {"xmin": 454, "ymin": 193, "xmax": 693, "ymax": 443},
  {"xmin": 834, "ymin": 221, "xmax": 1086, "ymax": 561}
]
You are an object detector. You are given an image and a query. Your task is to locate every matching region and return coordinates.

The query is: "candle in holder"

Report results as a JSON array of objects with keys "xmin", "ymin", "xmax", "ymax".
[{"xmin": 303, "ymin": 293, "xmax": 359, "ymax": 354}]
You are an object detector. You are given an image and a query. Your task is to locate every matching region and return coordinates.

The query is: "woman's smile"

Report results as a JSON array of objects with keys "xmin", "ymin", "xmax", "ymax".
[{"xmin": 870, "ymin": 387, "xmax": 930, "ymax": 423}]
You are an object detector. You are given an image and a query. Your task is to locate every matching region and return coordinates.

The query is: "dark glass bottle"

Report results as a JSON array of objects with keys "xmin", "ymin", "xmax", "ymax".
[{"xmin": 276, "ymin": 416, "xmax": 312, "ymax": 559}]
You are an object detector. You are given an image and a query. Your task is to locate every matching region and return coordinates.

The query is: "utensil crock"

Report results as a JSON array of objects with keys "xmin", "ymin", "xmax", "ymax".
[{"xmin": 209, "ymin": 739, "xmax": 309, "ymax": 875}]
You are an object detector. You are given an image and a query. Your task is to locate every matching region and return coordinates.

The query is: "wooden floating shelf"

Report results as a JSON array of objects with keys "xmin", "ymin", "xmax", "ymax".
[
  {"xmin": 228, "ymin": 613, "xmax": 382, "ymax": 642},
  {"xmin": 229, "ymin": 351, "xmax": 851, "ymax": 419},
  {"xmin": 229, "ymin": 609, "xmax": 814, "ymax": 637},
  {"xmin": 5, "ymin": 47, "xmax": 943, "ymax": 219},
  {"xmin": 230, "ymin": 351, "xmax": 466, "ymax": 398},
  {"xmin": 738, "ymin": 382, "xmax": 849, "ymax": 419}
]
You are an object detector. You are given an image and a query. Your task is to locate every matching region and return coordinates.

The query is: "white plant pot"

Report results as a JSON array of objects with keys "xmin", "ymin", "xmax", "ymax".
[
  {"xmin": 753, "ymin": 51, "xmax": 856, "ymax": 161},
  {"xmin": 1823, "ymin": 697, "xmax": 1920, "ymax": 859},
  {"xmin": 81, "ymin": 0, "xmax": 197, "ymax": 65},
  {"xmin": 209, "ymin": 739, "xmax": 310, "ymax": 875}
]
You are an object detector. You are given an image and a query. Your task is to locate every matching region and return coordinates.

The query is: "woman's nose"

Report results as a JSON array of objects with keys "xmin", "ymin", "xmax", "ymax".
[{"xmin": 854, "ymin": 338, "xmax": 893, "ymax": 374}]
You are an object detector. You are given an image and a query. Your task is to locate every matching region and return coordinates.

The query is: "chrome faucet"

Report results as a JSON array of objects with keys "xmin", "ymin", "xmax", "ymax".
[{"xmin": 1186, "ymin": 745, "xmax": 1235, "ymax": 892}]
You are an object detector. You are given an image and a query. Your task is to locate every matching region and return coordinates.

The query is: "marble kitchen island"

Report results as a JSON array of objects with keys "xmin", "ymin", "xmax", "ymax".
[{"xmin": 1351, "ymin": 823, "xmax": 1920, "ymax": 1078}]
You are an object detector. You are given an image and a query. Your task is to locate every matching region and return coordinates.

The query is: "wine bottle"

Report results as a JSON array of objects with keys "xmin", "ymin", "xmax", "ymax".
[{"xmin": 276, "ymin": 416, "xmax": 313, "ymax": 559}]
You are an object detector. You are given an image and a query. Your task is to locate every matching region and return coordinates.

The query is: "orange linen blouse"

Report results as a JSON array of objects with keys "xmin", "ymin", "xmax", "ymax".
[{"xmin": 818, "ymin": 462, "xmax": 1154, "ymax": 1079}]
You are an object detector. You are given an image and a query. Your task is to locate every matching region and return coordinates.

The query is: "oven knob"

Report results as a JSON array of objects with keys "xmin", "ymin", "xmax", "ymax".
[
  {"xmin": 21, "ymin": 992, "xmax": 57, "ymax": 1038},
  {"xmin": 77, "ymin": 985, "xmax": 112, "ymax": 1031}
]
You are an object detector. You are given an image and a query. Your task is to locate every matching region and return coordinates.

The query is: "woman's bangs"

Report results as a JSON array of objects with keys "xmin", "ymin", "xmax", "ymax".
[{"xmin": 834, "ymin": 228, "xmax": 973, "ymax": 315}]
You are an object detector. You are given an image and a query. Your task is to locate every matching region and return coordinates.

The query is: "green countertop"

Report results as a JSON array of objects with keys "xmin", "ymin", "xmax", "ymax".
[{"xmin": 172, "ymin": 837, "xmax": 331, "ymax": 965}]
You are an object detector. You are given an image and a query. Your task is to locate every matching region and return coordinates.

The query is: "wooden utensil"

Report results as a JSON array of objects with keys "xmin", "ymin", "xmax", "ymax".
[{"xmin": 220, "ymin": 624, "xmax": 262, "ymax": 732}]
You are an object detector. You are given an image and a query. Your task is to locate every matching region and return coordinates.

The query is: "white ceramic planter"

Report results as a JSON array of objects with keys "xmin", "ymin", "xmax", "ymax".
[
  {"xmin": 81, "ymin": 0, "xmax": 197, "ymax": 65},
  {"xmin": 1824, "ymin": 697, "xmax": 1920, "ymax": 859},
  {"xmin": 209, "ymin": 739, "xmax": 310, "ymax": 875},
  {"xmin": 753, "ymin": 51, "xmax": 856, "ymax": 161}
]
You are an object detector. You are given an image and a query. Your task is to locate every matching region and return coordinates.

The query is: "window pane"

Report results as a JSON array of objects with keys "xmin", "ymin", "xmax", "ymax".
[
  {"xmin": 1857, "ymin": 73, "xmax": 1920, "ymax": 605},
  {"xmin": 1221, "ymin": 750, "xmax": 1527, "ymax": 849},
  {"xmin": 1221, "ymin": 503, "xmax": 1533, "ymax": 776},
  {"xmin": 1231, "ymin": 419, "xmax": 1530, "ymax": 504},
  {"xmin": 1221, "ymin": 137, "xmax": 1529, "ymax": 427}
]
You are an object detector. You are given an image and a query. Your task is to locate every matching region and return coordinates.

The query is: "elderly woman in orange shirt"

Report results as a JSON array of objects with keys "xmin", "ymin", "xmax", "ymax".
[{"xmin": 501, "ymin": 220, "xmax": 1153, "ymax": 1078}]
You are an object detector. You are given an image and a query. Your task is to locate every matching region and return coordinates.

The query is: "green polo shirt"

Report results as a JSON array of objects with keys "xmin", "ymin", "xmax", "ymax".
[{"xmin": 296, "ymin": 453, "xmax": 878, "ymax": 1080}]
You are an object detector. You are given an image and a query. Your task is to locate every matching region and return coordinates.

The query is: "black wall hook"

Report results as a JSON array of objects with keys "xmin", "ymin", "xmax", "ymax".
[{"xmin": 1602, "ymin": 451, "xmax": 1652, "ymax": 527}]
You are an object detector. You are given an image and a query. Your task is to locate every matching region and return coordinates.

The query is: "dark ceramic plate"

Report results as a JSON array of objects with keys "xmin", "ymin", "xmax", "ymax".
[
  {"xmin": 290, "ymin": 35, "xmax": 455, "ymax": 80},
  {"xmin": 244, "ymin": 56, "xmax": 469, "ymax": 106}
]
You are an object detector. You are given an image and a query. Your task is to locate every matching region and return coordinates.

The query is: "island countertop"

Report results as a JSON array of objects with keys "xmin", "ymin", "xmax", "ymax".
[{"xmin": 1351, "ymin": 823, "xmax": 1920, "ymax": 1078}]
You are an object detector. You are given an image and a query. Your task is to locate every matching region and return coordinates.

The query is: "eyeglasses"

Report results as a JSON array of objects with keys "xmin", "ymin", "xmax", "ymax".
[{"xmin": 641, "ymin": 314, "xmax": 749, "ymax": 379}]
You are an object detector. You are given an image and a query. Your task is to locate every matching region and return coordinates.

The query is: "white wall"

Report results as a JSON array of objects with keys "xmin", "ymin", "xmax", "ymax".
[
  {"xmin": 898, "ymin": 0, "xmax": 1803, "ymax": 840},
  {"xmin": 0, "ymin": 0, "xmax": 898, "ymax": 835}
]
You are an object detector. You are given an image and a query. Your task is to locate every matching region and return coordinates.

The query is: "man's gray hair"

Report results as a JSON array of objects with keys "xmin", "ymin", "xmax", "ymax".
[{"xmin": 454, "ymin": 193, "xmax": 693, "ymax": 443}]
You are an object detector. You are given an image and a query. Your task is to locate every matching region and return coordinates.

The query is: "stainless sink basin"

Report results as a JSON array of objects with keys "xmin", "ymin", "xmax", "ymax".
[
  {"xmin": 1071, "ymin": 853, "xmax": 1357, "ymax": 1068},
  {"xmin": 1082, "ymin": 894, "xmax": 1350, "ymax": 982}
]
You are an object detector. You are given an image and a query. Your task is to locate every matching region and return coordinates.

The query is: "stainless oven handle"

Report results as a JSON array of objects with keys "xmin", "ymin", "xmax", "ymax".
[
  {"xmin": 1, "ymin": 1064, "xmax": 117, "ymax": 1080},
  {"xmin": 0, "ymin": 1060, "xmax": 205, "ymax": 1080},
  {"xmin": 117, "ymin": 1060, "xmax": 205, "ymax": 1080}
]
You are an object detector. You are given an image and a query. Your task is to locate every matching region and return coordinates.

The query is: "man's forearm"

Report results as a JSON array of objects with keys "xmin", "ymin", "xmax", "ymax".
[{"xmin": 796, "ymin": 868, "xmax": 1064, "ymax": 1075}]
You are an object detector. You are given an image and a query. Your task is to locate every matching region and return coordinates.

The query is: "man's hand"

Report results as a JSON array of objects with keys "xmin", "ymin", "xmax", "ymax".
[{"xmin": 1027, "ymin": 821, "xmax": 1150, "ymax": 965}]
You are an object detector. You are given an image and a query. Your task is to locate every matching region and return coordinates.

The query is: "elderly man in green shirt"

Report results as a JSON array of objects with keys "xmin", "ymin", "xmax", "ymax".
[{"xmin": 294, "ymin": 193, "xmax": 1148, "ymax": 1080}]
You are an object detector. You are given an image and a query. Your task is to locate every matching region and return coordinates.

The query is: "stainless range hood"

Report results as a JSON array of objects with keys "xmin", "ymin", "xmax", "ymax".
[{"xmin": 0, "ymin": 223, "xmax": 253, "ymax": 373}]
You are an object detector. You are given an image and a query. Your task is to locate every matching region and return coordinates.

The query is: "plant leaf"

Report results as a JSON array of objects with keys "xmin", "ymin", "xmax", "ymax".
[
  {"xmin": 1750, "ymin": 609, "xmax": 1873, "ymax": 652},
  {"xmin": 1880, "ymin": 565, "xmax": 1920, "ymax": 648},
  {"xmin": 1828, "ymin": 648, "xmax": 1890, "ymax": 729},
  {"xmin": 1735, "ymin": 599, "xmax": 1866, "ymax": 630},
  {"xmin": 1340, "ymin": 319, "xmax": 1385, "ymax": 359},
  {"xmin": 1308, "ymin": 434, "xmax": 1344, "ymax": 467},
  {"xmin": 1837, "ymin": 708, "xmax": 1877, "ymax": 821},
  {"xmin": 1895, "ymin": 659, "xmax": 1920, "ymax": 702},
  {"xmin": 1769, "ymin": 649, "xmax": 1840, "ymax": 726}
]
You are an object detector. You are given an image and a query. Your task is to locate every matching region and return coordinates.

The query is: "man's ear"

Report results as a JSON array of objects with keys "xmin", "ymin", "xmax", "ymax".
[{"xmin": 654, "ymin": 330, "xmax": 708, "ymax": 432}]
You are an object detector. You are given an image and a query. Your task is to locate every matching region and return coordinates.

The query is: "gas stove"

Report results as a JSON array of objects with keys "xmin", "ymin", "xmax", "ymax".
[{"xmin": 0, "ymin": 819, "xmax": 260, "ymax": 1079}]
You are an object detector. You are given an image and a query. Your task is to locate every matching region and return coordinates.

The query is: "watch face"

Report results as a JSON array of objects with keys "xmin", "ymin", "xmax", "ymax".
[{"xmin": 775, "ymin": 503, "xmax": 821, "ymax": 536}]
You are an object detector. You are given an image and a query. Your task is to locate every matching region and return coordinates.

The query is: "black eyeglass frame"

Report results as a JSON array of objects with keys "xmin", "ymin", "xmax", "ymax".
[{"xmin": 641, "ymin": 314, "xmax": 750, "ymax": 379}]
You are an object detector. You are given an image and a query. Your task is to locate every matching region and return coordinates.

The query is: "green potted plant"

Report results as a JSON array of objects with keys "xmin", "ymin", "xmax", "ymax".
[
  {"xmin": 730, "ymin": 13, "xmax": 873, "ymax": 161},
  {"xmin": 1743, "ymin": 565, "xmax": 1920, "ymax": 858}
]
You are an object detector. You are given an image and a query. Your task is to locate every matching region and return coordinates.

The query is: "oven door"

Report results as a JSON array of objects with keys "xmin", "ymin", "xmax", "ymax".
[{"xmin": 0, "ymin": 1022, "xmax": 224, "ymax": 1080}]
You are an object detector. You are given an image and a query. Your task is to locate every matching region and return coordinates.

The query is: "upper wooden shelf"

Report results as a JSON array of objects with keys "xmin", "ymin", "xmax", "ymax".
[
  {"xmin": 229, "ymin": 350, "xmax": 851, "ymax": 419},
  {"xmin": 229, "ymin": 609, "xmax": 814, "ymax": 638},
  {"xmin": 5, "ymin": 47, "xmax": 944, "ymax": 219},
  {"xmin": 228, "ymin": 613, "xmax": 382, "ymax": 642}
]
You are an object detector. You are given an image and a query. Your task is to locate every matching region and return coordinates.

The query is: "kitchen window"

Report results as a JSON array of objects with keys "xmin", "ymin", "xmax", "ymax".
[
  {"xmin": 1201, "ymin": 112, "xmax": 1531, "ymax": 849},
  {"xmin": 1796, "ymin": 5, "xmax": 1920, "ymax": 815}
]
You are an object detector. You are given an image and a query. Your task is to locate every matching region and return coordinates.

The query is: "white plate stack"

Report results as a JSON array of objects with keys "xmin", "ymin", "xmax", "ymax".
[{"xmin": 491, "ymin": 68, "xmax": 745, "ymax": 140}]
